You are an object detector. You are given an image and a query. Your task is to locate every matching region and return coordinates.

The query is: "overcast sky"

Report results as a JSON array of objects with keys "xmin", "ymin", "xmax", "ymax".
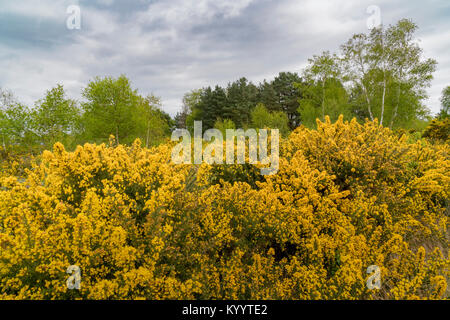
[{"xmin": 1, "ymin": 0, "xmax": 449, "ymax": 116}]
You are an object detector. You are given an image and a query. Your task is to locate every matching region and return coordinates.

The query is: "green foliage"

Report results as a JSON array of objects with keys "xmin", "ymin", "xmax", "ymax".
[
  {"xmin": 1, "ymin": 76, "xmax": 175, "ymax": 152},
  {"xmin": 134, "ymin": 95, "xmax": 171, "ymax": 147},
  {"xmin": 175, "ymin": 89, "xmax": 202, "ymax": 129},
  {"xmin": 186, "ymin": 107, "xmax": 202, "ymax": 134},
  {"xmin": 341, "ymin": 19, "xmax": 436, "ymax": 128},
  {"xmin": 214, "ymin": 118, "xmax": 236, "ymax": 137},
  {"xmin": 190, "ymin": 86, "xmax": 228, "ymax": 130},
  {"xmin": 270, "ymin": 72, "xmax": 303, "ymax": 128},
  {"xmin": 187, "ymin": 74, "xmax": 302, "ymax": 132},
  {"xmin": 438, "ymin": 86, "xmax": 450, "ymax": 119},
  {"xmin": 31, "ymin": 84, "xmax": 81, "ymax": 150},
  {"xmin": 224, "ymin": 78, "xmax": 259, "ymax": 127},
  {"xmin": 297, "ymin": 51, "xmax": 351, "ymax": 128},
  {"xmin": 0, "ymin": 89, "xmax": 34, "ymax": 151},
  {"xmin": 79, "ymin": 75, "xmax": 172, "ymax": 147},
  {"xmin": 80, "ymin": 75, "xmax": 140, "ymax": 145},
  {"xmin": 251, "ymin": 103, "xmax": 290, "ymax": 136}
]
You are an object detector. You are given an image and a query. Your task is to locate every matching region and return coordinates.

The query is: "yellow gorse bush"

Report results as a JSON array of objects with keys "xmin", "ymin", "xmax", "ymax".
[{"xmin": 0, "ymin": 116, "xmax": 449, "ymax": 299}]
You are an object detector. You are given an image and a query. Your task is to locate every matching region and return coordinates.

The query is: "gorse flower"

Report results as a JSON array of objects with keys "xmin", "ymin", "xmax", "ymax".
[{"xmin": 0, "ymin": 116, "xmax": 448, "ymax": 300}]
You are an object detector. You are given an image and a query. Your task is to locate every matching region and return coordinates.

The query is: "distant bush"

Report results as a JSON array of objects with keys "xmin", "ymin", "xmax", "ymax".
[{"xmin": 423, "ymin": 118, "xmax": 450, "ymax": 143}]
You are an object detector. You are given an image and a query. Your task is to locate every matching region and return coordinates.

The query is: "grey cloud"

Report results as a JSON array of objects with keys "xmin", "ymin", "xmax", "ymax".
[{"xmin": 0, "ymin": 0, "xmax": 449, "ymax": 116}]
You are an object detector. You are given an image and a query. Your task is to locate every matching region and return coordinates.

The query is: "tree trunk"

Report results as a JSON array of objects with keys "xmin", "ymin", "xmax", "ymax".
[
  {"xmin": 362, "ymin": 83, "xmax": 374, "ymax": 121},
  {"xmin": 146, "ymin": 120, "xmax": 150, "ymax": 148},
  {"xmin": 380, "ymin": 76, "xmax": 386, "ymax": 126},
  {"xmin": 358, "ymin": 55, "xmax": 374, "ymax": 121},
  {"xmin": 321, "ymin": 79, "xmax": 325, "ymax": 120},
  {"xmin": 390, "ymin": 84, "xmax": 401, "ymax": 129},
  {"xmin": 380, "ymin": 31, "xmax": 386, "ymax": 126}
]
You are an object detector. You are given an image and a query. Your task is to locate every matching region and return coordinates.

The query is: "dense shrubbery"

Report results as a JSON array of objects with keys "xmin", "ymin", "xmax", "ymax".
[
  {"xmin": 423, "ymin": 118, "xmax": 450, "ymax": 143},
  {"xmin": 0, "ymin": 117, "xmax": 449, "ymax": 299}
]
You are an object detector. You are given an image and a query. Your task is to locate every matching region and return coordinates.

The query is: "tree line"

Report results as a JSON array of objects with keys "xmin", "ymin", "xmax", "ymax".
[
  {"xmin": 176, "ymin": 19, "xmax": 446, "ymax": 135},
  {"xmin": 0, "ymin": 75, "xmax": 173, "ymax": 153},
  {"xmin": 1, "ymin": 18, "xmax": 449, "ymax": 154}
]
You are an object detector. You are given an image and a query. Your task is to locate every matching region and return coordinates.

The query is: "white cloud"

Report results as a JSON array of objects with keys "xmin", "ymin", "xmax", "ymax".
[
  {"xmin": 97, "ymin": 0, "xmax": 115, "ymax": 6},
  {"xmin": 0, "ymin": 0, "xmax": 76, "ymax": 20},
  {"xmin": 137, "ymin": 0, "xmax": 255, "ymax": 27}
]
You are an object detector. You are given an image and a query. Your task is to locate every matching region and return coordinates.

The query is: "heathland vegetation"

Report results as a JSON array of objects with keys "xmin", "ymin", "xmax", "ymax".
[{"xmin": 0, "ymin": 19, "xmax": 449, "ymax": 299}]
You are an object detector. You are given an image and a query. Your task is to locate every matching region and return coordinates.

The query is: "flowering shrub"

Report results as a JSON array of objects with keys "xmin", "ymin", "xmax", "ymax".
[
  {"xmin": 0, "ymin": 147, "xmax": 34, "ymax": 180},
  {"xmin": 423, "ymin": 118, "xmax": 450, "ymax": 143},
  {"xmin": 0, "ymin": 117, "xmax": 449, "ymax": 299}
]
